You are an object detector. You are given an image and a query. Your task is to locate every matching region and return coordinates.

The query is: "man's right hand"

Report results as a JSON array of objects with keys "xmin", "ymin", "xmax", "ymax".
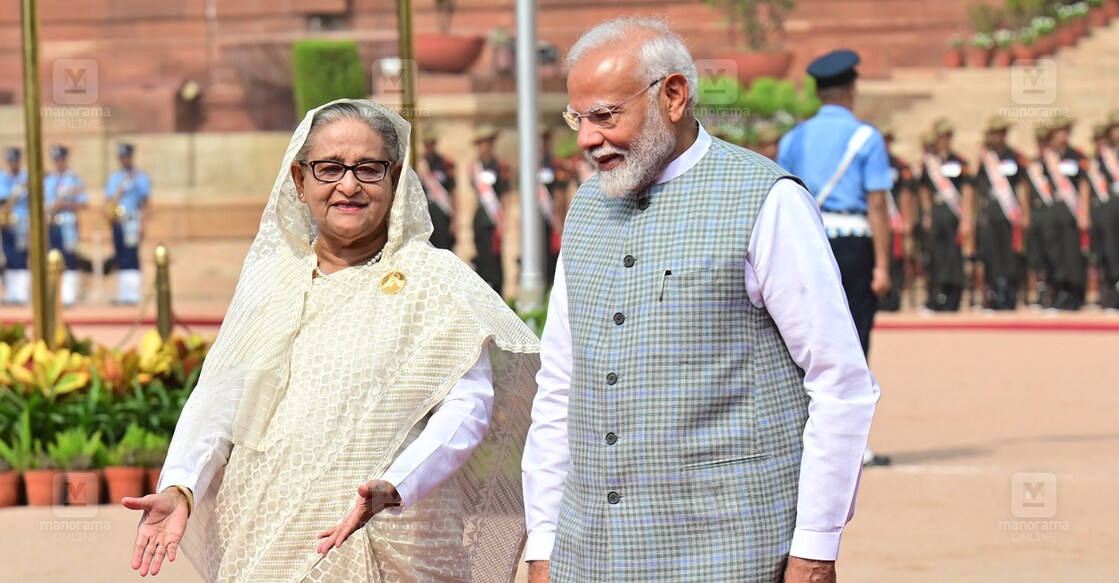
[{"xmin": 528, "ymin": 560, "xmax": 551, "ymax": 583}]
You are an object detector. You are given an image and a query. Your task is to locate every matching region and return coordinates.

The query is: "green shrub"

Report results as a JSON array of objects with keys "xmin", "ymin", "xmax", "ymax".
[{"xmin": 292, "ymin": 39, "xmax": 367, "ymax": 120}]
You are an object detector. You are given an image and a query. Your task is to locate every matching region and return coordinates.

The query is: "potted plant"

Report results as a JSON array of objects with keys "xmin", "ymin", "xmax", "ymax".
[
  {"xmin": 1031, "ymin": 16, "xmax": 1058, "ymax": 55},
  {"xmin": 1054, "ymin": 4, "xmax": 1080, "ymax": 46},
  {"xmin": 1070, "ymin": 2, "xmax": 1091, "ymax": 37},
  {"xmin": 1013, "ymin": 27, "xmax": 1039, "ymax": 60},
  {"xmin": 944, "ymin": 35, "xmax": 965, "ymax": 68},
  {"xmin": 1087, "ymin": 0, "xmax": 1111, "ymax": 25},
  {"xmin": 413, "ymin": 0, "xmax": 486, "ymax": 74},
  {"xmin": 967, "ymin": 33, "xmax": 995, "ymax": 67},
  {"xmin": 102, "ymin": 424, "xmax": 149, "ymax": 503},
  {"xmin": 706, "ymin": 0, "xmax": 797, "ymax": 87},
  {"xmin": 991, "ymin": 29, "xmax": 1016, "ymax": 66},
  {"xmin": 1107, "ymin": 0, "xmax": 1119, "ymax": 19},
  {"xmin": 46, "ymin": 428, "xmax": 105, "ymax": 507},
  {"xmin": 136, "ymin": 432, "xmax": 170, "ymax": 494}
]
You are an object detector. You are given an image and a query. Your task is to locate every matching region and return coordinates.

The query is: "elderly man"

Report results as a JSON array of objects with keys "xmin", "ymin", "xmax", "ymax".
[{"xmin": 522, "ymin": 17, "xmax": 879, "ymax": 583}]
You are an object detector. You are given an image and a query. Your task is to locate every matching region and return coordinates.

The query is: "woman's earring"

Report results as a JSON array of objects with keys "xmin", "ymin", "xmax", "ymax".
[{"xmin": 297, "ymin": 191, "xmax": 305, "ymax": 200}]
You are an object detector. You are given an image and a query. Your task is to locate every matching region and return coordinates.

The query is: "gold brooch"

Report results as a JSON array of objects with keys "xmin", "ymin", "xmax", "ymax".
[{"xmin": 380, "ymin": 271, "xmax": 407, "ymax": 294}]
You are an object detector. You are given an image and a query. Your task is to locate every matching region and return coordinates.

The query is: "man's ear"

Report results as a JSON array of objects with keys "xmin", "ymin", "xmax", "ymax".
[{"xmin": 663, "ymin": 73, "xmax": 691, "ymax": 123}]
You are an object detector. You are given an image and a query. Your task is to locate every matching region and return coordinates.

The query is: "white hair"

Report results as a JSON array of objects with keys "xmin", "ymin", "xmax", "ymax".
[{"xmin": 565, "ymin": 16, "xmax": 698, "ymax": 109}]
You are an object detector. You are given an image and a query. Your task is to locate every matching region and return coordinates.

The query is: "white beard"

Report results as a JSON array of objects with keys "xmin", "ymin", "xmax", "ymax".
[{"xmin": 586, "ymin": 104, "xmax": 677, "ymax": 199}]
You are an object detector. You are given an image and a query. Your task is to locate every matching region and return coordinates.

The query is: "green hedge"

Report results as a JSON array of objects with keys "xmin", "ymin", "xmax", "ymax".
[{"xmin": 292, "ymin": 39, "xmax": 367, "ymax": 120}]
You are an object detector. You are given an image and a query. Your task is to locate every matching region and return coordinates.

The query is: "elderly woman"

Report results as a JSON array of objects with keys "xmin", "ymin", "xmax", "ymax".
[{"xmin": 123, "ymin": 100, "xmax": 540, "ymax": 582}]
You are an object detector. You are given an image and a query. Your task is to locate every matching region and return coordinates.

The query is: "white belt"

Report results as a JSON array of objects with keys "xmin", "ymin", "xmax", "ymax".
[{"xmin": 821, "ymin": 212, "xmax": 872, "ymax": 238}]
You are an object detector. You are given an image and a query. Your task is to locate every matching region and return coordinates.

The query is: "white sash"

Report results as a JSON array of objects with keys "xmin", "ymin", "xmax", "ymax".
[
  {"xmin": 1026, "ymin": 161, "xmax": 1055, "ymax": 206},
  {"xmin": 472, "ymin": 160, "xmax": 503, "ymax": 227},
  {"xmin": 1042, "ymin": 149, "xmax": 1081, "ymax": 215},
  {"xmin": 923, "ymin": 154, "xmax": 963, "ymax": 218},
  {"xmin": 418, "ymin": 157, "xmax": 454, "ymax": 216},
  {"xmin": 982, "ymin": 150, "xmax": 1021, "ymax": 222},
  {"xmin": 815, "ymin": 125, "xmax": 874, "ymax": 208},
  {"xmin": 1100, "ymin": 146, "xmax": 1119, "ymax": 194},
  {"xmin": 1088, "ymin": 158, "xmax": 1110, "ymax": 204},
  {"xmin": 537, "ymin": 167, "xmax": 559, "ymax": 230}
]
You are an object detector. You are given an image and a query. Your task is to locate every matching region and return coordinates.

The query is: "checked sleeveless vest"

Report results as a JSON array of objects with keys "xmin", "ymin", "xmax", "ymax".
[{"xmin": 553, "ymin": 139, "xmax": 810, "ymax": 582}]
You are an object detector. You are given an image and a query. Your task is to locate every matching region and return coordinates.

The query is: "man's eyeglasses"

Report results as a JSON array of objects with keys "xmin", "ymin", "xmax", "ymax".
[
  {"xmin": 562, "ymin": 76, "xmax": 667, "ymax": 131},
  {"xmin": 303, "ymin": 160, "xmax": 394, "ymax": 184}
]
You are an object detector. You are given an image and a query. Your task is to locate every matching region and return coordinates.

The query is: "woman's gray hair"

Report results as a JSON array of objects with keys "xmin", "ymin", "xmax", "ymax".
[
  {"xmin": 295, "ymin": 101, "xmax": 405, "ymax": 162},
  {"xmin": 565, "ymin": 16, "xmax": 698, "ymax": 109}
]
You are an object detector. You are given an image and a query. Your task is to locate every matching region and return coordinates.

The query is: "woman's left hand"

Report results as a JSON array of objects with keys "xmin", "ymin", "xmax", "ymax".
[{"xmin": 316, "ymin": 480, "xmax": 402, "ymax": 555}]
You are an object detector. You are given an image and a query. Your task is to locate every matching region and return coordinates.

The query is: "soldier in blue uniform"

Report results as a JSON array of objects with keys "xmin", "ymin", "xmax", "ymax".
[
  {"xmin": 104, "ymin": 143, "xmax": 151, "ymax": 304},
  {"xmin": 418, "ymin": 126, "xmax": 456, "ymax": 251},
  {"xmin": 778, "ymin": 49, "xmax": 892, "ymax": 355},
  {"xmin": 1, "ymin": 147, "xmax": 30, "ymax": 304},
  {"xmin": 918, "ymin": 119, "xmax": 975, "ymax": 312},
  {"xmin": 44, "ymin": 145, "xmax": 88, "ymax": 306}
]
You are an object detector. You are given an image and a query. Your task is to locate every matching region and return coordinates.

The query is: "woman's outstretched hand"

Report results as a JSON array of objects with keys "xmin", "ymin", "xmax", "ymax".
[
  {"xmin": 316, "ymin": 480, "xmax": 401, "ymax": 555},
  {"xmin": 122, "ymin": 489, "xmax": 190, "ymax": 576}
]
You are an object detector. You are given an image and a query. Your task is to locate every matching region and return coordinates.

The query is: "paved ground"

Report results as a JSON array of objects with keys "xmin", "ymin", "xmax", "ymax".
[{"xmin": 1, "ymin": 306, "xmax": 1116, "ymax": 581}]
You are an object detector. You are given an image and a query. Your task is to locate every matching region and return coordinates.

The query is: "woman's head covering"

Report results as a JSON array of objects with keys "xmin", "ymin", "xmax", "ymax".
[{"xmin": 168, "ymin": 99, "xmax": 540, "ymax": 582}]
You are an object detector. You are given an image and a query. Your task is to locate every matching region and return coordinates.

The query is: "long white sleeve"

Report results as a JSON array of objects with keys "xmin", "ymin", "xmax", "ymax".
[
  {"xmin": 521, "ymin": 179, "xmax": 879, "ymax": 563},
  {"xmin": 378, "ymin": 347, "xmax": 494, "ymax": 507},
  {"xmin": 159, "ymin": 349, "xmax": 495, "ymax": 510},
  {"xmin": 521, "ymin": 257, "xmax": 572, "ymax": 561},
  {"xmin": 746, "ymin": 179, "xmax": 880, "ymax": 560}
]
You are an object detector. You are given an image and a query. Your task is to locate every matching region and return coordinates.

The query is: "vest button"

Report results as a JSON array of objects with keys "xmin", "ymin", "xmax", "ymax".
[
  {"xmin": 607, "ymin": 491, "xmax": 621, "ymax": 504},
  {"xmin": 613, "ymin": 312, "xmax": 625, "ymax": 325},
  {"xmin": 606, "ymin": 372, "xmax": 618, "ymax": 385},
  {"xmin": 637, "ymin": 197, "xmax": 650, "ymax": 210},
  {"xmin": 605, "ymin": 432, "xmax": 617, "ymax": 445},
  {"xmin": 623, "ymin": 255, "xmax": 635, "ymax": 268}
]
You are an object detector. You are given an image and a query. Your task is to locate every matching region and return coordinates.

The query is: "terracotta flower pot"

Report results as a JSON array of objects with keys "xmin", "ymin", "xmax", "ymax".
[
  {"xmin": 147, "ymin": 468, "xmax": 162, "ymax": 494},
  {"xmin": 0, "ymin": 470, "xmax": 20, "ymax": 507},
  {"xmin": 413, "ymin": 34, "xmax": 486, "ymax": 73},
  {"xmin": 716, "ymin": 51, "xmax": 795, "ymax": 88},
  {"xmin": 23, "ymin": 469, "xmax": 61, "ymax": 506},
  {"xmin": 966, "ymin": 47, "xmax": 992, "ymax": 68},
  {"xmin": 1034, "ymin": 34, "xmax": 1057, "ymax": 55},
  {"xmin": 1011, "ymin": 43, "xmax": 1038, "ymax": 61},
  {"xmin": 104, "ymin": 466, "xmax": 146, "ymax": 503},
  {"xmin": 1107, "ymin": 0, "xmax": 1119, "ymax": 19},
  {"xmin": 943, "ymin": 49, "xmax": 964, "ymax": 68},
  {"xmin": 63, "ymin": 470, "xmax": 102, "ymax": 506},
  {"xmin": 1055, "ymin": 25, "xmax": 1078, "ymax": 47},
  {"xmin": 1072, "ymin": 17, "xmax": 1089, "ymax": 38},
  {"xmin": 992, "ymin": 49, "xmax": 1014, "ymax": 67},
  {"xmin": 1090, "ymin": 7, "xmax": 1111, "ymax": 27}
]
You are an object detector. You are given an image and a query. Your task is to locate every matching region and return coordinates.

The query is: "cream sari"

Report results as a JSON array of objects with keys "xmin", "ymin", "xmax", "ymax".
[{"xmin": 165, "ymin": 99, "xmax": 540, "ymax": 582}]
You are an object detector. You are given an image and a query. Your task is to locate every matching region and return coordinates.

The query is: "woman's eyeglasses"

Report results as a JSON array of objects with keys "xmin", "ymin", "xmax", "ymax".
[
  {"xmin": 304, "ymin": 160, "xmax": 393, "ymax": 184},
  {"xmin": 562, "ymin": 76, "xmax": 667, "ymax": 131}
]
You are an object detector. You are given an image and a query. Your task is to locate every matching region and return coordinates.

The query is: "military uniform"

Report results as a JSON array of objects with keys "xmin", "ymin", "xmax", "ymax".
[
  {"xmin": 44, "ymin": 145, "xmax": 87, "ymax": 306},
  {"xmin": 104, "ymin": 143, "xmax": 151, "ymax": 304},
  {"xmin": 0, "ymin": 147, "xmax": 29, "ymax": 304},
  {"xmin": 880, "ymin": 147, "xmax": 915, "ymax": 311},
  {"xmin": 918, "ymin": 122, "xmax": 972, "ymax": 312},
  {"xmin": 1039, "ymin": 118, "xmax": 1089, "ymax": 310},
  {"xmin": 419, "ymin": 134, "xmax": 457, "ymax": 252},
  {"xmin": 1091, "ymin": 114, "xmax": 1119, "ymax": 309},
  {"xmin": 777, "ymin": 50, "xmax": 893, "ymax": 355},
  {"xmin": 470, "ymin": 125, "xmax": 509, "ymax": 294},
  {"xmin": 539, "ymin": 127, "xmax": 570, "ymax": 287},
  {"xmin": 974, "ymin": 117, "xmax": 1027, "ymax": 310}
]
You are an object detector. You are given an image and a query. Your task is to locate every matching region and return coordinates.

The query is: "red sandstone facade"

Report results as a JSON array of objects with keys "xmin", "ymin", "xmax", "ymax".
[{"xmin": 0, "ymin": 0, "xmax": 994, "ymax": 133}]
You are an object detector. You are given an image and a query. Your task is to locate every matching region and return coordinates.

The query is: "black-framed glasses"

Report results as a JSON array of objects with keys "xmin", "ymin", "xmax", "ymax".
[
  {"xmin": 304, "ymin": 160, "xmax": 393, "ymax": 184},
  {"xmin": 562, "ymin": 76, "xmax": 667, "ymax": 131}
]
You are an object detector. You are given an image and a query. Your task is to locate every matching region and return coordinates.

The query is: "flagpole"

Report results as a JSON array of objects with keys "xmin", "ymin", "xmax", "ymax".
[{"xmin": 20, "ymin": 0, "xmax": 51, "ymax": 345}]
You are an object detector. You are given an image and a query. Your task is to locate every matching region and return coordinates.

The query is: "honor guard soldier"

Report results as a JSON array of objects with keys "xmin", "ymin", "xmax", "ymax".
[
  {"xmin": 0, "ymin": 147, "xmax": 29, "ymax": 304},
  {"xmin": 104, "ymin": 143, "xmax": 151, "ymax": 304},
  {"xmin": 918, "ymin": 119, "xmax": 975, "ymax": 311},
  {"xmin": 879, "ymin": 124, "xmax": 916, "ymax": 311},
  {"xmin": 1039, "ymin": 116, "xmax": 1091, "ymax": 310},
  {"xmin": 1089, "ymin": 112, "xmax": 1119, "ymax": 309},
  {"xmin": 778, "ymin": 49, "xmax": 892, "ymax": 354},
  {"xmin": 538, "ymin": 123, "xmax": 570, "ymax": 286},
  {"xmin": 1023, "ymin": 125, "xmax": 1057, "ymax": 307},
  {"xmin": 417, "ymin": 125, "xmax": 457, "ymax": 251},
  {"xmin": 470, "ymin": 124, "xmax": 509, "ymax": 294},
  {"xmin": 44, "ymin": 145, "xmax": 88, "ymax": 306},
  {"xmin": 975, "ymin": 116, "xmax": 1027, "ymax": 310}
]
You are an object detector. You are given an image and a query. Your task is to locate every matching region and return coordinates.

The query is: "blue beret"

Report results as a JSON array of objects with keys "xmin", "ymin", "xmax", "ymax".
[
  {"xmin": 118, "ymin": 143, "xmax": 134, "ymax": 157},
  {"xmin": 4, "ymin": 147, "xmax": 19, "ymax": 162},
  {"xmin": 50, "ymin": 145, "xmax": 69, "ymax": 160},
  {"xmin": 807, "ymin": 49, "xmax": 860, "ymax": 89}
]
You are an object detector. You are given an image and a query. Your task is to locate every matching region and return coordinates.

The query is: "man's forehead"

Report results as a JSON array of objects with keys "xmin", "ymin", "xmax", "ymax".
[{"xmin": 568, "ymin": 52, "xmax": 640, "ymax": 107}]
